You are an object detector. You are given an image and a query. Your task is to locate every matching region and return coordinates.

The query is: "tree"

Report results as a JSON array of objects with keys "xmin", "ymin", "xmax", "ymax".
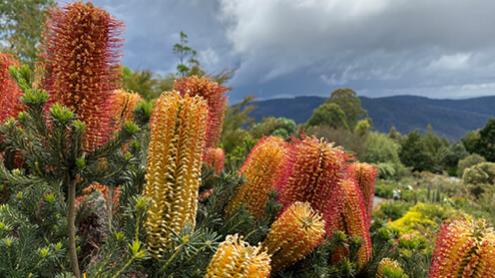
[
  {"xmin": 250, "ymin": 117, "xmax": 296, "ymax": 139},
  {"xmin": 173, "ymin": 31, "xmax": 204, "ymax": 77},
  {"xmin": 399, "ymin": 131, "xmax": 434, "ymax": 172},
  {"xmin": 307, "ymin": 102, "xmax": 349, "ymax": 129},
  {"xmin": 441, "ymin": 143, "xmax": 468, "ymax": 176},
  {"xmin": 461, "ymin": 130, "xmax": 480, "ymax": 154},
  {"xmin": 328, "ymin": 88, "xmax": 367, "ymax": 128},
  {"xmin": 0, "ymin": 0, "xmax": 55, "ymax": 66},
  {"xmin": 474, "ymin": 118, "xmax": 495, "ymax": 162}
]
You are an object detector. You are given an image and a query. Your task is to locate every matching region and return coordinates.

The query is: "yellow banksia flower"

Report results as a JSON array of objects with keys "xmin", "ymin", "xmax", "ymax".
[
  {"xmin": 226, "ymin": 136, "xmax": 288, "ymax": 219},
  {"xmin": 376, "ymin": 258, "xmax": 408, "ymax": 278},
  {"xmin": 429, "ymin": 219, "xmax": 495, "ymax": 278},
  {"xmin": 143, "ymin": 91, "xmax": 208, "ymax": 258},
  {"xmin": 347, "ymin": 162, "xmax": 377, "ymax": 223},
  {"xmin": 110, "ymin": 89, "xmax": 142, "ymax": 131},
  {"xmin": 205, "ymin": 234, "xmax": 271, "ymax": 278},
  {"xmin": 262, "ymin": 202, "xmax": 325, "ymax": 271}
]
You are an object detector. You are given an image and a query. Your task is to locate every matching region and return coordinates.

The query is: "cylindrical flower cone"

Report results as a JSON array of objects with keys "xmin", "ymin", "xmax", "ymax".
[
  {"xmin": 205, "ymin": 234, "xmax": 271, "ymax": 278},
  {"xmin": 143, "ymin": 92, "xmax": 208, "ymax": 258},
  {"xmin": 226, "ymin": 136, "xmax": 288, "ymax": 219},
  {"xmin": 376, "ymin": 258, "xmax": 407, "ymax": 278},
  {"xmin": 174, "ymin": 76, "xmax": 228, "ymax": 149},
  {"xmin": 429, "ymin": 219, "xmax": 495, "ymax": 278},
  {"xmin": 40, "ymin": 2, "xmax": 123, "ymax": 152},
  {"xmin": 0, "ymin": 53, "xmax": 24, "ymax": 123},
  {"xmin": 347, "ymin": 162, "xmax": 377, "ymax": 223},
  {"xmin": 109, "ymin": 89, "xmax": 142, "ymax": 131},
  {"xmin": 262, "ymin": 201, "xmax": 325, "ymax": 271},
  {"xmin": 204, "ymin": 147, "xmax": 225, "ymax": 175}
]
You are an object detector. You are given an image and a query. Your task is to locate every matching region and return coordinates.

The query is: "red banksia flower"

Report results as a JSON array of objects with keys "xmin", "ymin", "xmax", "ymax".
[
  {"xmin": 40, "ymin": 2, "xmax": 123, "ymax": 152},
  {"xmin": 262, "ymin": 202, "xmax": 325, "ymax": 271},
  {"xmin": 226, "ymin": 136, "xmax": 288, "ymax": 219},
  {"xmin": 277, "ymin": 136, "xmax": 346, "ymax": 214},
  {"xmin": 204, "ymin": 147, "xmax": 225, "ymax": 175},
  {"xmin": 327, "ymin": 179, "xmax": 371, "ymax": 268},
  {"xmin": 429, "ymin": 219, "xmax": 495, "ymax": 278},
  {"xmin": 109, "ymin": 89, "xmax": 142, "ymax": 131},
  {"xmin": 143, "ymin": 92, "xmax": 208, "ymax": 258},
  {"xmin": 376, "ymin": 258, "xmax": 407, "ymax": 278},
  {"xmin": 205, "ymin": 234, "xmax": 271, "ymax": 277},
  {"xmin": 0, "ymin": 53, "xmax": 24, "ymax": 123},
  {"xmin": 174, "ymin": 76, "xmax": 228, "ymax": 148},
  {"xmin": 347, "ymin": 162, "xmax": 377, "ymax": 223}
]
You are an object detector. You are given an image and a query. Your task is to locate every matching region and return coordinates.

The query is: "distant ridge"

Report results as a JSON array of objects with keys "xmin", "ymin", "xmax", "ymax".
[{"xmin": 247, "ymin": 95, "xmax": 495, "ymax": 139}]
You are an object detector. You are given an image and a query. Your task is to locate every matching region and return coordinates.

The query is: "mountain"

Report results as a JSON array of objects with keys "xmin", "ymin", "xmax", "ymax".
[{"xmin": 248, "ymin": 95, "xmax": 495, "ymax": 139}]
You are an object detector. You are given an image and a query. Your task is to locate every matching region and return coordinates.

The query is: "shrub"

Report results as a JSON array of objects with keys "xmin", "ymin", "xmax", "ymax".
[
  {"xmin": 457, "ymin": 153, "xmax": 486, "ymax": 177},
  {"xmin": 462, "ymin": 162, "xmax": 495, "ymax": 185}
]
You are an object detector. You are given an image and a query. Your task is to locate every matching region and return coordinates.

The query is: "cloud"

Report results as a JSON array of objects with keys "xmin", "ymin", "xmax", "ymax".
[
  {"xmin": 218, "ymin": 0, "xmax": 495, "ymax": 100},
  {"xmin": 60, "ymin": 0, "xmax": 495, "ymax": 102}
]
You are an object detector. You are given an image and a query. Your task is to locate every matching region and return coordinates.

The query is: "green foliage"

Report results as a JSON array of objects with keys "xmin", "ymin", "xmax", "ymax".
[
  {"xmin": 361, "ymin": 132, "xmax": 400, "ymax": 164},
  {"xmin": 461, "ymin": 130, "xmax": 480, "ymax": 154},
  {"xmin": 327, "ymin": 88, "xmax": 367, "ymax": 128},
  {"xmin": 457, "ymin": 153, "xmax": 486, "ymax": 177},
  {"xmin": 306, "ymin": 102, "xmax": 349, "ymax": 129},
  {"xmin": 441, "ymin": 143, "xmax": 468, "ymax": 176},
  {"xmin": 306, "ymin": 126, "xmax": 365, "ymax": 157},
  {"xmin": 0, "ymin": 0, "xmax": 55, "ymax": 66},
  {"xmin": 251, "ymin": 117, "xmax": 296, "ymax": 139},
  {"xmin": 121, "ymin": 67, "xmax": 172, "ymax": 100},
  {"xmin": 474, "ymin": 118, "xmax": 495, "ymax": 161},
  {"xmin": 354, "ymin": 118, "xmax": 371, "ymax": 137},
  {"xmin": 462, "ymin": 162, "xmax": 495, "ymax": 188}
]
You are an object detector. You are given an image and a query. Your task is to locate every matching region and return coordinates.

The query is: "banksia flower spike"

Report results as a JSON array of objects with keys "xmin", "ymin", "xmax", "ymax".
[
  {"xmin": 429, "ymin": 219, "xmax": 495, "ymax": 278},
  {"xmin": 110, "ymin": 89, "xmax": 142, "ymax": 131},
  {"xmin": 376, "ymin": 258, "xmax": 408, "ymax": 278},
  {"xmin": 262, "ymin": 202, "xmax": 325, "ymax": 271},
  {"xmin": 174, "ymin": 76, "xmax": 228, "ymax": 149},
  {"xmin": 205, "ymin": 234, "xmax": 271, "ymax": 277},
  {"xmin": 0, "ymin": 53, "xmax": 23, "ymax": 123},
  {"xmin": 278, "ymin": 136, "xmax": 346, "ymax": 214},
  {"xmin": 226, "ymin": 136, "xmax": 288, "ymax": 219},
  {"xmin": 204, "ymin": 147, "xmax": 225, "ymax": 175},
  {"xmin": 143, "ymin": 92, "xmax": 208, "ymax": 258},
  {"xmin": 347, "ymin": 162, "xmax": 377, "ymax": 223},
  {"xmin": 327, "ymin": 179, "xmax": 372, "ymax": 268},
  {"xmin": 40, "ymin": 2, "xmax": 123, "ymax": 152}
]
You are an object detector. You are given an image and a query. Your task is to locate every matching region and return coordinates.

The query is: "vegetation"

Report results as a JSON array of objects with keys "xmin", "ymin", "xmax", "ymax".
[{"xmin": 2, "ymin": 1, "xmax": 495, "ymax": 277}]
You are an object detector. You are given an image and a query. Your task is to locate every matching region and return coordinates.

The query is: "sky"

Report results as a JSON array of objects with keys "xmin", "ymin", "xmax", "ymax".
[{"xmin": 62, "ymin": 0, "xmax": 495, "ymax": 103}]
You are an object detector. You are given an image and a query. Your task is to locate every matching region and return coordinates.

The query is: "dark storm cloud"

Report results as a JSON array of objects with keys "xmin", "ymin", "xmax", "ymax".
[{"xmin": 62, "ymin": 0, "xmax": 495, "ymax": 102}]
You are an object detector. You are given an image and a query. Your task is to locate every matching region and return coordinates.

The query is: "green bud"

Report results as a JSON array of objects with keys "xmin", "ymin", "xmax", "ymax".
[
  {"xmin": 21, "ymin": 89, "xmax": 49, "ymax": 106},
  {"xmin": 38, "ymin": 247, "xmax": 50, "ymax": 258},
  {"xmin": 55, "ymin": 242, "xmax": 63, "ymax": 251},
  {"xmin": 129, "ymin": 240, "xmax": 146, "ymax": 260},
  {"xmin": 75, "ymin": 156, "xmax": 86, "ymax": 170},
  {"xmin": 115, "ymin": 231, "xmax": 125, "ymax": 241},
  {"xmin": 3, "ymin": 238, "xmax": 13, "ymax": 247},
  {"xmin": 50, "ymin": 103, "xmax": 74, "ymax": 125},
  {"xmin": 15, "ymin": 192, "xmax": 23, "ymax": 200},
  {"xmin": 43, "ymin": 193, "xmax": 57, "ymax": 204},
  {"xmin": 17, "ymin": 111, "xmax": 27, "ymax": 122},
  {"xmin": 134, "ymin": 196, "xmax": 148, "ymax": 212},
  {"xmin": 72, "ymin": 120, "xmax": 86, "ymax": 132},
  {"xmin": 123, "ymin": 121, "xmax": 140, "ymax": 135}
]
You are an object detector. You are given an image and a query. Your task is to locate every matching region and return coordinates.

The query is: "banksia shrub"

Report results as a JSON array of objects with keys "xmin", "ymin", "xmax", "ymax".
[
  {"xmin": 174, "ymin": 76, "xmax": 228, "ymax": 148},
  {"xmin": 278, "ymin": 136, "xmax": 346, "ymax": 214},
  {"xmin": 205, "ymin": 234, "xmax": 271, "ymax": 277},
  {"xmin": 110, "ymin": 89, "xmax": 142, "ymax": 131},
  {"xmin": 227, "ymin": 136, "xmax": 288, "ymax": 219},
  {"xmin": 327, "ymin": 179, "xmax": 371, "ymax": 268},
  {"xmin": 429, "ymin": 219, "xmax": 495, "ymax": 278},
  {"xmin": 376, "ymin": 258, "xmax": 408, "ymax": 278},
  {"xmin": 262, "ymin": 202, "xmax": 325, "ymax": 271},
  {"xmin": 40, "ymin": 2, "xmax": 123, "ymax": 152},
  {"xmin": 204, "ymin": 147, "xmax": 225, "ymax": 175},
  {"xmin": 143, "ymin": 92, "xmax": 208, "ymax": 258},
  {"xmin": 348, "ymin": 162, "xmax": 377, "ymax": 222},
  {"xmin": 0, "ymin": 53, "xmax": 23, "ymax": 123}
]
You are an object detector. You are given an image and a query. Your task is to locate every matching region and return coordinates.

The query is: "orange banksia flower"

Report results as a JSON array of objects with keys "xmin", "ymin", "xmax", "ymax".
[
  {"xmin": 262, "ymin": 202, "xmax": 325, "ymax": 271},
  {"xmin": 143, "ymin": 92, "xmax": 208, "ymax": 258},
  {"xmin": 204, "ymin": 147, "xmax": 225, "ymax": 175},
  {"xmin": 110, "ymin": 89, "xmax": 142, "ymax": 131},
  {"xmin": 277, "ymin": 136, "xmax": 346, "ymax": 214},
  {"xmin": 327, "ymin": 179, "xmax": 371, "ymax": 268},
  {"xmin": 347, "ymin": 162, "xmax": 377, "ymax": 223},
  {"xmin": 429, "ymin": 219, "xmax": 495, "ymax": 278},
  {"xmin": 40, "ymin": 2, "xmax": 123, "ymax": 152},
  {"xmin": 205, "ymin": 234, "xmax": 271, "ymax": 277},
  {"xmin": 0, "ymin": 53, "xmax": 23, "ymax": 123},
  {"xmin": 226, "ymin": 136, "xmax": 288, "ymax": 219},
  {"xmin": 174, "ymin": 76, "xmax": 228, "ymax": 148}
]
